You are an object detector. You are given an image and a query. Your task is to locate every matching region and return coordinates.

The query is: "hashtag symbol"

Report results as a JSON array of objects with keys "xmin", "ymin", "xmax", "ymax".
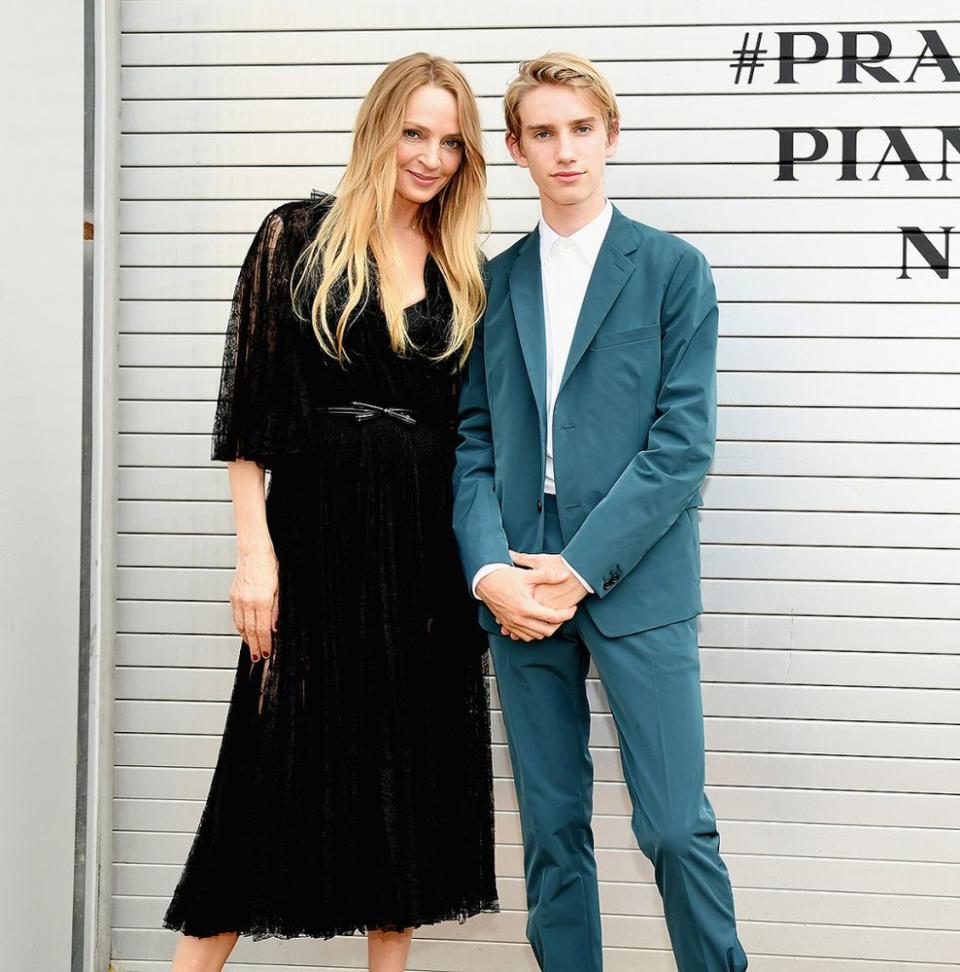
[{"xmin": 730, "ymin": 31, "xmax": 766, "ymax": 84}]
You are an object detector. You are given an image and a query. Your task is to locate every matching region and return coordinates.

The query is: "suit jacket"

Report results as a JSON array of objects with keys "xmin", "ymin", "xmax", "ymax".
[{"xmin": 452, "ymin": 203, "xmax": 718, "ymax": 639}]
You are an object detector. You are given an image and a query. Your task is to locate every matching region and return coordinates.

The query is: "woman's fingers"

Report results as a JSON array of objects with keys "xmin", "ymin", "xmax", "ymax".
[
  {"xmin": 232, "ymin": 603, "xmax": 245, "ymax": 638},
  {"xmin": 256, "ymin": 605, "xmax": 273, "ymax": 659},
  {"xmin": 243, "ymin": 603, "xmax": 261, "ymax": 660}
]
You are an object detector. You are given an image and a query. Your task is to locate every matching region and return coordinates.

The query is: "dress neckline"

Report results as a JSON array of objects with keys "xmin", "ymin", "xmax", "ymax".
[{"xmin": 401, "ymin": 251, "xmax": 436, "ymax": 312}]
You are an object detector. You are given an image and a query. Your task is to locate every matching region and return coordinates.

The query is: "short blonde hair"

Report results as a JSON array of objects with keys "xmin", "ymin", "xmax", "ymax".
[{"xmin": 503, "ymin": 51, "xmax": 620, "ymax": 143}]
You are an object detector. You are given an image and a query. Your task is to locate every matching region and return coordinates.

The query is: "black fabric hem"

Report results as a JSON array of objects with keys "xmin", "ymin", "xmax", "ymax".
[{"xmin": 162, "ymin": 894, "xmax": 501, "ymax": 943}]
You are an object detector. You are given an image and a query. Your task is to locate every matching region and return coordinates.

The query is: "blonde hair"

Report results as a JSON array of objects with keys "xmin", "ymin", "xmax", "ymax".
[
  {"xmin": 503, "ymin": 51, "xmax": 620, "ymax": 144},
  {"xmin": 291, "ymin": 52, "xmax": 488, "ymax": 367}
]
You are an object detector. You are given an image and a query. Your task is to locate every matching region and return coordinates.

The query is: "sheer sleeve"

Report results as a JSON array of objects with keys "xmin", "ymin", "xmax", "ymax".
[{"xmin": 210, "ymin": 205, "xmax": 315, "ymax": 468}]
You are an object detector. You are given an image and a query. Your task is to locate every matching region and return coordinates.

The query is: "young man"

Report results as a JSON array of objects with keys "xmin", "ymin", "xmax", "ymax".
[{"xmin": 452, "ymin": 53, "xmax": 749, "ymax": 972}]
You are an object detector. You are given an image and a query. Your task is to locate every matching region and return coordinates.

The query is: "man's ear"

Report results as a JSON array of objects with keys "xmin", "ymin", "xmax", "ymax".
[
  {"xmin": 505, "ymin": 130, "xmax": 529, "ymax": 168},
  {"xmin": 605, "ymin": 122, "xmax": 620, "ymax": 159}
]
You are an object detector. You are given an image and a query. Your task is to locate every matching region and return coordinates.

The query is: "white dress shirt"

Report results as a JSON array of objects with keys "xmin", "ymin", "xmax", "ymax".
[{"xmin": 471, "ymin": 200, "xmax": 613, "ymax": 599}]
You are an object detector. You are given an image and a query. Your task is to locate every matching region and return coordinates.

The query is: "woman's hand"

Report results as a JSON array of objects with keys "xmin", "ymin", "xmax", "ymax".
[
  {"xmin": 230, "ymin": 543, "xmax": 279, "ymax": 662},
  {"xmin": 225, "ymin": 459, "xmax": 277, "ymax": 662}
]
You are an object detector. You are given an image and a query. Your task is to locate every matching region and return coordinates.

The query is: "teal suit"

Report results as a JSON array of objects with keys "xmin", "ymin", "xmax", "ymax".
[
  {"xmin": 454, "ymin": 204, "xmax": 714, "ymax": 638},
  {"xmin": 453, "ymin": 204, "xmax": 749, "ymax": 971}
]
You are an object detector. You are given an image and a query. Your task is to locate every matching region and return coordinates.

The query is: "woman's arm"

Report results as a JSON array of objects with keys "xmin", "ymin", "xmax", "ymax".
[{"xmin": 226, "ymin": 458, "xmax": 278, "ymax": 662}]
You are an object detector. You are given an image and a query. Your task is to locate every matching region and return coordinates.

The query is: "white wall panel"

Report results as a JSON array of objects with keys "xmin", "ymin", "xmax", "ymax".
[{"xmin": 113, "ymin": 1, "xmax": 960, "ymax": 969}]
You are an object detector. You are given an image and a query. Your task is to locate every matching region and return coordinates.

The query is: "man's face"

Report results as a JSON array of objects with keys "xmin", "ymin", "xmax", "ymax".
[{"xmin": 505, "ymin": 83, "xmax": 618, "ymax": 210}]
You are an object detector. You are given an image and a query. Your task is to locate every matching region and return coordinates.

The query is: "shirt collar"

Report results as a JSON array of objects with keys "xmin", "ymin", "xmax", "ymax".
[{"xmin": 538, "ymin": 199, "xmax": 614, "ymax": 265}]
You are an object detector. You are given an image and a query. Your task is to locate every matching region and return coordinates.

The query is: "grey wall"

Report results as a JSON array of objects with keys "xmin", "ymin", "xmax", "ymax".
[{"xmin": 0, "ymin": 2, "xmax": 85, "ymax": 970}]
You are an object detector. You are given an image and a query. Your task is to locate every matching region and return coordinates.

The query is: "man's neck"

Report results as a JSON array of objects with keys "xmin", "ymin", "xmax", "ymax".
[{"xmin": 539, "ymin": 189, "xmax": 608, "ymax": 238}]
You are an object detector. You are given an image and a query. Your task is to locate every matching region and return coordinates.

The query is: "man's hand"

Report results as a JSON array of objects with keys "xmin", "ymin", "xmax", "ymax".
[
  {"xmin": 510, "ymin": 551, "xmax": 589, "ymax": 614},
  {"xmin": 476, "ymin": 564, "xmax": 577, "ymax": 642}
]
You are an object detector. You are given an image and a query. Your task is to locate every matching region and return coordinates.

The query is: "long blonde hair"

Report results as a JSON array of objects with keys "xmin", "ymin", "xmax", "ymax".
[{"xmin": 291, "ymin": 53, "xmax": 488, "ymax": 368}]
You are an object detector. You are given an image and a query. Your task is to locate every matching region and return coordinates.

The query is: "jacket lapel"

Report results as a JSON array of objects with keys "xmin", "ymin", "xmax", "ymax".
[
  {"xmin": 508, "ymin": 227, "xmax": 547, "ymax": 435},
  {"xmin": 557, "ymin": 206, "xmax": 639, "ymax": 396},
  {"xmin": 506, "ymin": 205, "xmax": 642, "ymax": 429}
]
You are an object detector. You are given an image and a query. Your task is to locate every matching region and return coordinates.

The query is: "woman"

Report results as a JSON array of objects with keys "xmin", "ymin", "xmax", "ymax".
[{"xmin": 162, "ymin": 53, "xmax": 498, "ymax": 972}]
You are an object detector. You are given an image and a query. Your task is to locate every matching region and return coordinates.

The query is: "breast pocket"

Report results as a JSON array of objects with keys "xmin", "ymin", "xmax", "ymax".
[{"xmin": 589, "ymin": 322, "xmax": 659, "ymax": 349}]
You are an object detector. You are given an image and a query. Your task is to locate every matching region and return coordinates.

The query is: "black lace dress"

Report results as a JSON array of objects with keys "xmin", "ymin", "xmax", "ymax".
[{"xmin": 162, "ymin": 194, "xmax": 498, "ymax": 941}]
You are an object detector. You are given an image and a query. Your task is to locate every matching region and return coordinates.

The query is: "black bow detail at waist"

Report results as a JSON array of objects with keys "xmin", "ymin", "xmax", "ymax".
[{"xmin": 314, "ymin": 401, "xmax": 418, "ymax": 426}]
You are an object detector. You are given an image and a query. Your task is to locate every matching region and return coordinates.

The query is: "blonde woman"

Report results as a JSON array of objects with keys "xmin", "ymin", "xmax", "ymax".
[{"xmin": 162, "ymin": 53, "xmax": 504, "ymax": 972}]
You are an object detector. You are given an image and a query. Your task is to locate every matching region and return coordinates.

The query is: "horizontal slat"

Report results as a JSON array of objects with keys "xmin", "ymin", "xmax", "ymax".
[
  {"xmin": 115, "ymin": 705, "xmax": 960, "ymax": 761},
  {"xmin": 117, "ymin": 597, "xmax": 958, "ymax": 653},
  {"xmin": 119, "ymin": 23, "xmax": 960, "ymax": 68},
  {"xmin": 115, "ymin": 530, "xmax": 960, "ymax": 586},
  {"xmin": 110, "ymin": 842, "xmax": 960, "ymax": 918},
  {"xmin": 117, "ymin": 508, "xmax": 960, "ymax": 567},
  {"xmin": 119, "ymin": 93, "xmax": 960, "ymax": 137},
  {"xmin": 116, "ymin": 403, "xmax": 960, "ymax": 450},
  {"xmin": 112, "ymin": 878, "xmax": 960, "ymax": 940},
  {"xmin": 109, "ymin": 922, "xmax": 960, "ymax": 966},
  {"xmin": 115, "ymin": 476, "xmax": 960, "ymax": 533},
  {"xmin": 107, "ymin": 882, "xmax": 960, "ymax": 961},
  {"xmin": 117, "ymin": 637, "xmax": 960, "ymax": 691},
  {"xmin": 114, "ymin": 299, "xmax": 960, "ymax": 338},
  {"xmin": 118, "ymin": 159, "xmax": 960, "ymax": 203},
  {"xmin": 133, "ymin": 262, "xmax": 952, "ymax": 302},
  {"xmin": 111, "ymin": 880, "xmax": 960, "ymax": 931},
  {"xmin": 113, "ymin": 814, "xmax": 960, "ymax": 866},
  {"xmin": 119, "ymin": 60, "xmax": 960, "ymax": 100},
  {"xmin": 118, "ymin": 197, "xmax": 960, "ymax": 234},
  {"xmin": 115, "ymin": 588, "xmax": 960, "ymax": 641},
  {"xmin": 113, "ymin": 445, "xmax": 960, "ymax": 501},
  {"xmin": 119, "ymin": 0, "xmax": 960, "ymax": 30},
  {"xmin": 113, "ymin": 611, "xmax": 960, "ymax": 659},
  {"xmin": 120, "ymin": 329, "xmax": 960, "ymax": 373},
  {"xmin": 111, "ymin": 774, "xmax": 960, "ymax": 829},
  {"xmin": 115, "ymin": 637, "xmax": 960, "ymax": 692},
  {"xmin": 113, "ymin": 845, "xmax": 960, "ymax": 902},
  {"xmin": 120, "ymin": 229, "xmax": 957, "ymax": 267},
  {"xmin": 113, "ymin": 669, "xmax": 960, "ymax": 722},
  {"xmin": 114, "ymin": 669, "xmax": 960, "ymax": 723},
  {"xmin": 113, "ymin": 748, "xmax": 960, "ymax": 801},
  {"xmin": 113, "ymin": 539, "xmax": 960, "ymax": 590}
]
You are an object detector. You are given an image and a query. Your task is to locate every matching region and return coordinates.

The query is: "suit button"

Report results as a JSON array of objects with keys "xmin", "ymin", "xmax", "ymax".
[{"xmin": 536, "ymin": 499, "xmax": 543, "ymax": 513}]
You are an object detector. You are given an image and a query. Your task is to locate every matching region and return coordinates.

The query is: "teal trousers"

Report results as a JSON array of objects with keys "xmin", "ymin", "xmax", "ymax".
[{"xmin": 488, "ymin": 492, "xmax": 748, "ymax": 972}]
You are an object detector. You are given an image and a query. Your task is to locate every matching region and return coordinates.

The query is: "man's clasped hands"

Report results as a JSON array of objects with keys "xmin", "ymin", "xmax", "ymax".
[{"xmin": 475, "ymin": 550, "xmax": 589, "ymax": 642}]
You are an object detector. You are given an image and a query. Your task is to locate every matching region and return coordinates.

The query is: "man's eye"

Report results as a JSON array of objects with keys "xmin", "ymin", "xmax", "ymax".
[
  {"xmin": 576, "ymin": 125, "xmax": 592, "ymax": 133},
  {"xmin": 533, "ymin": 131, "xmax": 550, "ymax": 139}
]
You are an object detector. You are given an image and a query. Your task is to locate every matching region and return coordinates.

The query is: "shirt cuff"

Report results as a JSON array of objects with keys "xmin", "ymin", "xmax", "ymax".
[
  {"xmin": 471, "ymin": 562, "xmax": 512, "ymax": 599},
  {"xmin": 561, "ymin": 556, "xmax": 595, "ymax": 594}
]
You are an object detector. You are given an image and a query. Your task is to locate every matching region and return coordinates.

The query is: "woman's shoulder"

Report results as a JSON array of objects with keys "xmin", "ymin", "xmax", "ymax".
[{"xmin": 250, "ymin": 191, "xmax": 334, "ymax": 257}]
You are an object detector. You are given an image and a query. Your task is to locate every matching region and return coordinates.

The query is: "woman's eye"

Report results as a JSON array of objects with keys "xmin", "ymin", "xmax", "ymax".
[
  {"xmin": 404, "ymin": 129, "xmax": 421, "ymax": 139},
  {"xmin": 444, "ymin": 139, "xmax": 464, "ymax": 150}
]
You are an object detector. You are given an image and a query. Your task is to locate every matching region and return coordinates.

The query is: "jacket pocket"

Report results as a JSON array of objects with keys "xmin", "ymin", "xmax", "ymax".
[{"xmin": 589, "ymin": 322, "xmax": 659, "ymax": 349}]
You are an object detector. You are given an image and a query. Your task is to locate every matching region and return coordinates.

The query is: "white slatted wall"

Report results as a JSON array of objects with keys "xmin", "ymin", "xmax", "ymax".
[{"xmin": 112, "ymin": 2, "xmax": 960, "ymax": 969}]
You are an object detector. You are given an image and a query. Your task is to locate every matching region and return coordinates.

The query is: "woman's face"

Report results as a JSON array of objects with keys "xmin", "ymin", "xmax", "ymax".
[{"xmin": 394, "ymin": 84, "xmax": 465, "ymax": 207}]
